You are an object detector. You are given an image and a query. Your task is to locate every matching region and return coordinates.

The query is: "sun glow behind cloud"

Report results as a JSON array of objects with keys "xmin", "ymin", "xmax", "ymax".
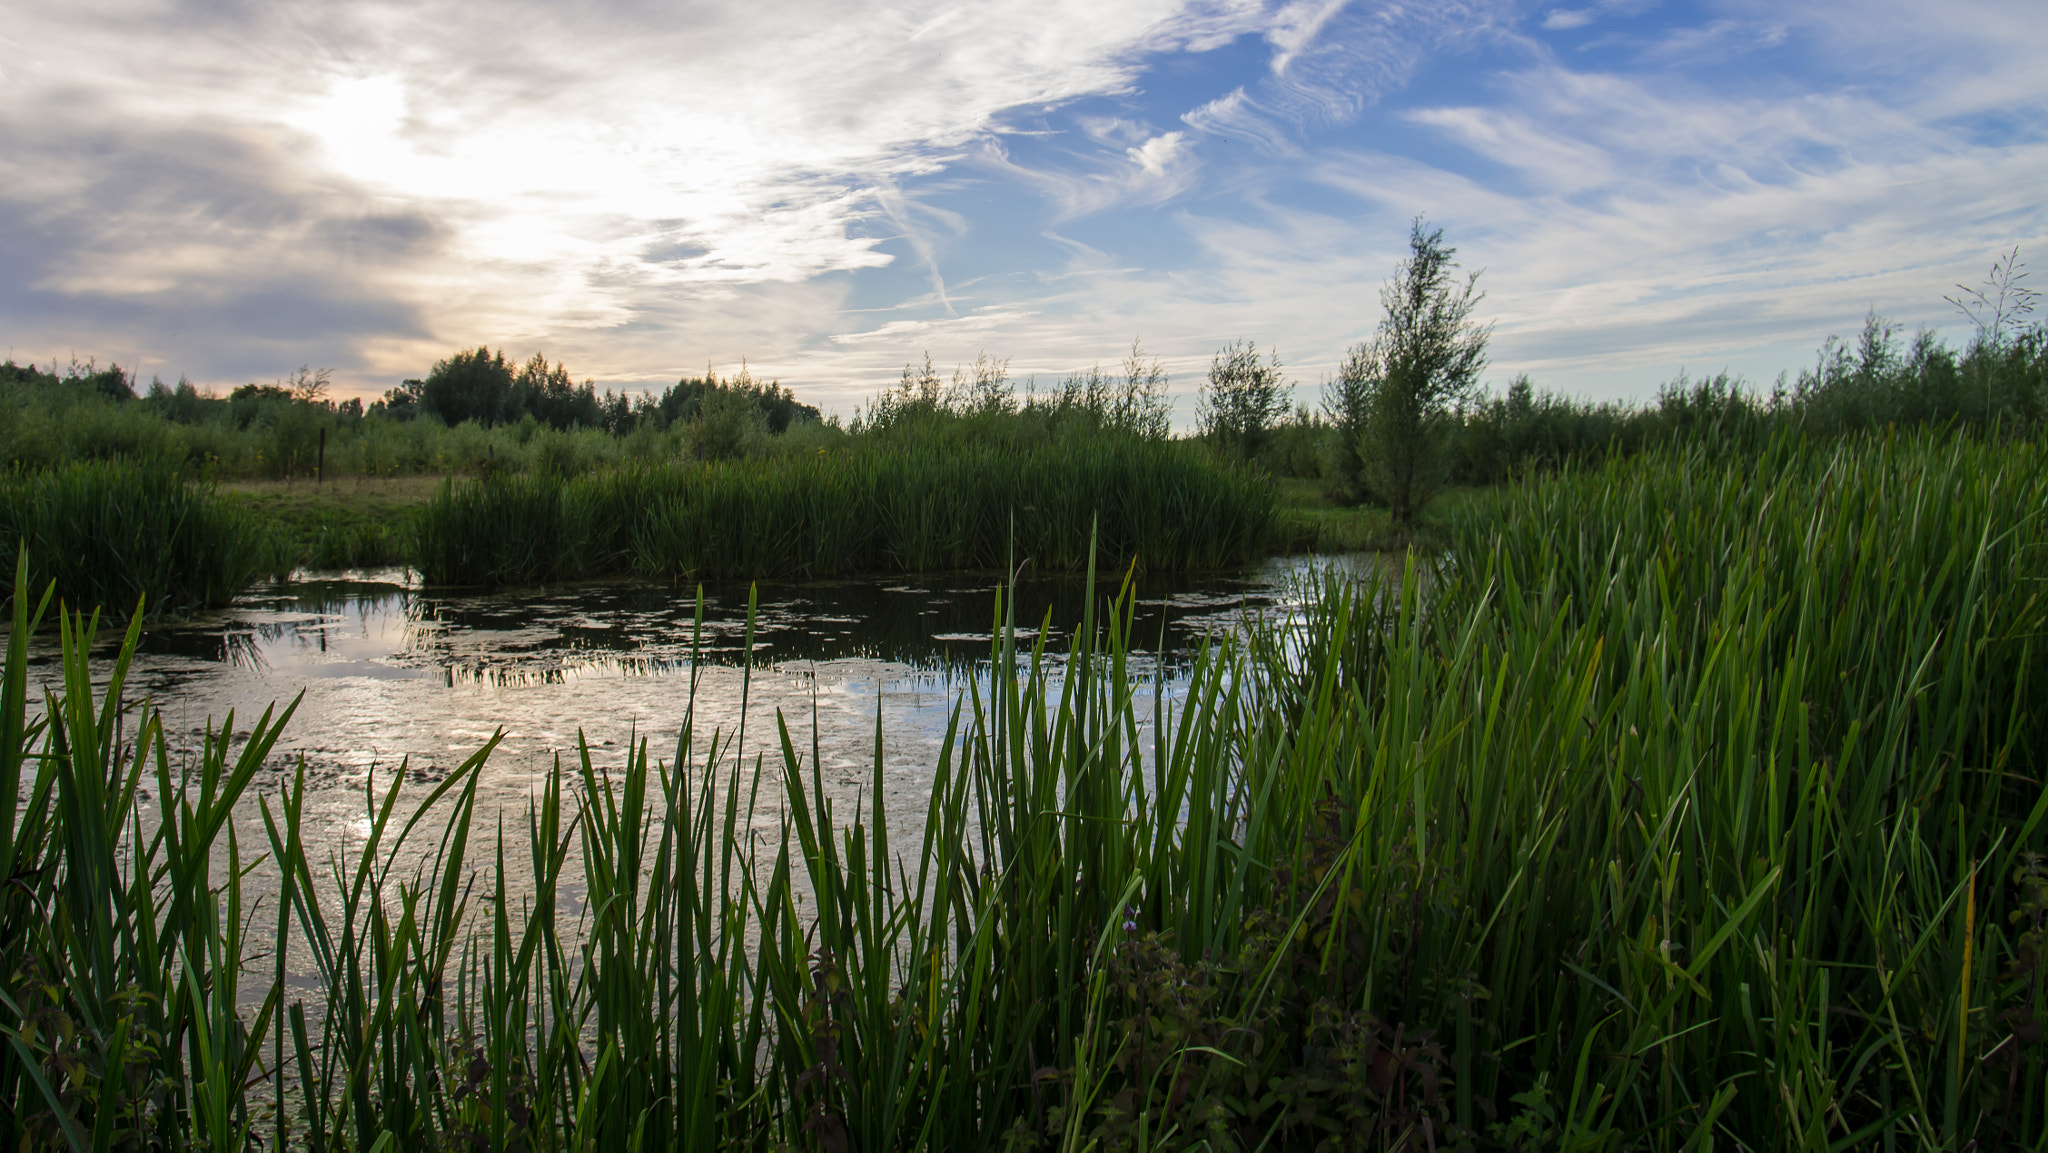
[{"xmin": 1, "ymin": 0, "xmax": 2044, "ymax": 415}]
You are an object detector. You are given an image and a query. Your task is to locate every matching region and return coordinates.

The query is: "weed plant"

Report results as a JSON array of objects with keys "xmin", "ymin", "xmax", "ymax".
[
  {"xmin": 1, "ymin": 426, "xmax": 2042, "ymax": 1149},
  {"xmin": 0, "ymin": 460, "xmax": 275, "ymax": 616}
]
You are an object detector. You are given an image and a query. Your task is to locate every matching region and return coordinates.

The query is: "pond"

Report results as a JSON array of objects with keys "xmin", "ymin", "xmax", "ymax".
[
  {"xmin": 31, "ymin": 556, "xmax": 1359, "ymax": 873},
  {"xmin": 14, "ymin": 555, "xmax": 1376, "ymax": 1026}
]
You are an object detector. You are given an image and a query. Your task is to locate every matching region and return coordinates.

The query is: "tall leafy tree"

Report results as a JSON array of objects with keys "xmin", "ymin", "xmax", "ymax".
[
  {"xmin": 1330, "ymin": 219, "xmax": 1490, "ymax": 524},
  {"xmin": 514, "ymin": 353, "xmax": 601, "ymax": 430},
  {"xmin": 421, "ymin": 347, "xmax": 516, "ymax": 426}
]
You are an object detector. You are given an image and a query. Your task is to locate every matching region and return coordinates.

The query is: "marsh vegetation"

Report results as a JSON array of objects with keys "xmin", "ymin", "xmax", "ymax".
[{"xmin": 3, "ymin": 423, "xmax": 2044, "ymax": 1149}]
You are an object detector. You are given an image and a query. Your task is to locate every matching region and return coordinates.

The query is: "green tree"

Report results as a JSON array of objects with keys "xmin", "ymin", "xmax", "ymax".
[
  {"xmin": 421, "ymin": 347, "xmax": 516, "ymax": 426},
  {"xmin": 513, "ymin": 353, "xmax": 600, "ymax": 430},
  {"xmin": 1198, "ymin": 340, "xmax": 1287, "ymax": 461},
  {"xmin": 1332, "ymin": 219, "xmax": 1490, "ymax": 525}
]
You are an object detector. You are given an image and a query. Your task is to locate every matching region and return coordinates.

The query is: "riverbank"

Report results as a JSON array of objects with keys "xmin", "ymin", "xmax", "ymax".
[
  {"xmin": 2, "ymin": 438, "xmax": 1275, "ymax": 613},
  {"xmin": 393, "ymin": 439, "xmax": 1276, "ymax": 584},
  {"xmin": 221, "ymin": 467, "xmax": 1474, "ymax": 589},
  {"xmin": 221, "ymin": 473, "xmax": 441, "ymax": 570}
]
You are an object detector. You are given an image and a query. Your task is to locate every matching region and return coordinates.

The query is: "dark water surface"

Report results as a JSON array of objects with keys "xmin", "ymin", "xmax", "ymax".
[{"xmin": 28, "ymin": 558, "xmax": 1355, "ymax": 869}]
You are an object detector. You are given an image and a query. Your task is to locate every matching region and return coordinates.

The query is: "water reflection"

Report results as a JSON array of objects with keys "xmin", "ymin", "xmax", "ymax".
[
  {"xmin": 23, "ymin": 557, "xmax": 1363, "ymax": 882},
  {"xmin": 135, "ymin": 563, "xmax": 1321, "ymax": 688}
]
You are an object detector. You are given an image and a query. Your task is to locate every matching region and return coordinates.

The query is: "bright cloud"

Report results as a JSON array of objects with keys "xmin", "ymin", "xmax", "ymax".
[{"xmin": 1129, "ymin": 132, "xmax": 1192, "ymax": 176}]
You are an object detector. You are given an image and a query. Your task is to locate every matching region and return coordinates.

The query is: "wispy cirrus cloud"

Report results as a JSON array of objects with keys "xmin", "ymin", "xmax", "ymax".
[
  {"xmin": 1284, "ymin": 8, "xmax": 2048, "ymax": 394},
  {"xmin": 2, "ymin": 0, "xmax": 2044, "ymax": 418}
]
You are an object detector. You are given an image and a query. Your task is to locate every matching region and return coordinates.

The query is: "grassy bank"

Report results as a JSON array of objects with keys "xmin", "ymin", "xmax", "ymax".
[
  {"xmin": 413, "ymin": 438, "xmax": 1277, "ymax": 584},
  {"xmin": 3, "ymin": 426, "xmax": 2043, "ymax": 1149},
  {"xmin": 221, "ymin": 475, "xmax": 442, "ymax": 570},
  {"xmin": 0, "ymin": 440, "xmax": 1272, "ymax": 609},
  {"xmin": 0, "ymin": 466, "xmax": 423, "ymax": 617},
  {"xmin": 1272, "ymin": 477, "xmax": 1480, "ymax": 553}
]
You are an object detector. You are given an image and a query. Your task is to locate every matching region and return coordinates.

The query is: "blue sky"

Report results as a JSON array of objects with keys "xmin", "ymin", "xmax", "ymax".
[{"xmin": 3, "ymin": 0, "xmax": 2044, "ymax": 421}]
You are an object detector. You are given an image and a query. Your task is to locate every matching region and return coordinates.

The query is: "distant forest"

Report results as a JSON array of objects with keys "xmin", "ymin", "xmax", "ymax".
[
  {"xmin": 374, "ymin": 347, "xmax": 821, "ymax": 435},
  {"xmin": 0, "ymin": 348, "xmax": 817, "ymax": 436}
]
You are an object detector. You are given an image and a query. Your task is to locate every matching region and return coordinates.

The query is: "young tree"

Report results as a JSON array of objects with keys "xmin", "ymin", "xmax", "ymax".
[
  {"xmin": 1199, "ymin": 339, "xmax": 1287, "ymax": 461},
  {"xmin": 286, "ymin": 365, "xmax": 332, "ymax": 404},
  {"xmin": 1114, "ymin": 339, "xmax": 1172, "ymax": 438},
  {"xmin": 686, "ymin": 384, "xmax": 769, "ymax": 461},
  {"xmin": 1321, "ymin": 342, "xmax": 1376, "ymax": 504},
  {"xmin": 1330, "ymin": 219, "xmax": 1490, "ymax": 525}
]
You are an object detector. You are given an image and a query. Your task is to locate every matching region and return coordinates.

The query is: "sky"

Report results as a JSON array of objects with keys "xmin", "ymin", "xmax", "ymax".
[{"xmin": 3, "ymin": 0, "xmax": 2044, "ymax": 421}]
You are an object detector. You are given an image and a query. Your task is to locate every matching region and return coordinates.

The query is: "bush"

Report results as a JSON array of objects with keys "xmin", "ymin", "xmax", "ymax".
[{"xmin": 684, "ymin": 384, "xmax": 770, "ymax": 461}]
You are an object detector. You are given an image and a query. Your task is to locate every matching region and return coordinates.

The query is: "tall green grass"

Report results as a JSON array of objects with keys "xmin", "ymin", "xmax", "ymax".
[
  {"xmin": 413, "ymin": 438, "xmax": 1277, "ymax": 585},
  {"xmin": 2, "ymin": 427, "xmax": 2042, "ymax": 1149},
  {"xmin": 0, "ymin": 460, "xmax": 276, "ymax": 615},
  {"xmin": 1250, "ymin": 427, "xmax": 2048, "ymax": 1148}
]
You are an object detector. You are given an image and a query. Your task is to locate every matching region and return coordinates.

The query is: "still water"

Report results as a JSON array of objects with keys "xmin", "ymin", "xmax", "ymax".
[
  {"xmin": 36, "ymin": 558, "xmax": 1348, "ymax": 867},
  {"xmin": 17, "ymin": 558, "xmax": 1365, "ymax": 1022}
]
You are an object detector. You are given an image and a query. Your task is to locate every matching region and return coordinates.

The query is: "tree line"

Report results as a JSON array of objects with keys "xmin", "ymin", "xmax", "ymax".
[{"xmin": 376, "ymin": 349, "xmax": 821, "ymax": 437}]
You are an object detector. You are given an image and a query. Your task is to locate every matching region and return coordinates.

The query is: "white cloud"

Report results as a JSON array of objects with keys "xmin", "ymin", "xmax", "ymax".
[
  {"xmin": 969, "ymin": 129, "xmax": 1201, "ymax": 223},
  {"xmin": 1183, "ymin": 88, "xmax": 1302, "ymax": 155},
  {"xmin": 1289, "ymin": 43, "xmax": 2048, "ymax": 397},
  {"xmin": 1267, "ymin": 0, "xmax": 1356, "ymax": 73},
  {"xmin": 1128, "ymin": 131, "xmax": 1193, "ymax": 176},
  {"xmin": 1180, "ymin": 0, "xmax": 1518, "ymax": 148},
  {"xmin": 950, "ymin": 1, "xmax": 2048, "ymax": 413},
  {"xmin": 1542, "ymin": 10, "xmax": 1595, "ymax": 30}
]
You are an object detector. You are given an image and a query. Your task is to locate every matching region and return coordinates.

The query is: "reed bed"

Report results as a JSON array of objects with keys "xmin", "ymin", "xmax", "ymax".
[
  {"xmin": 412, "ymin": 438, "xmax": 1276, "ymax": 585},
  {"xmin": 0, "ymin": 460, "xmax": 275, "ymax": 616},
  {"xmin": 2, "ymin": 427, "xmax": 2043, "ymax": 1150}
]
